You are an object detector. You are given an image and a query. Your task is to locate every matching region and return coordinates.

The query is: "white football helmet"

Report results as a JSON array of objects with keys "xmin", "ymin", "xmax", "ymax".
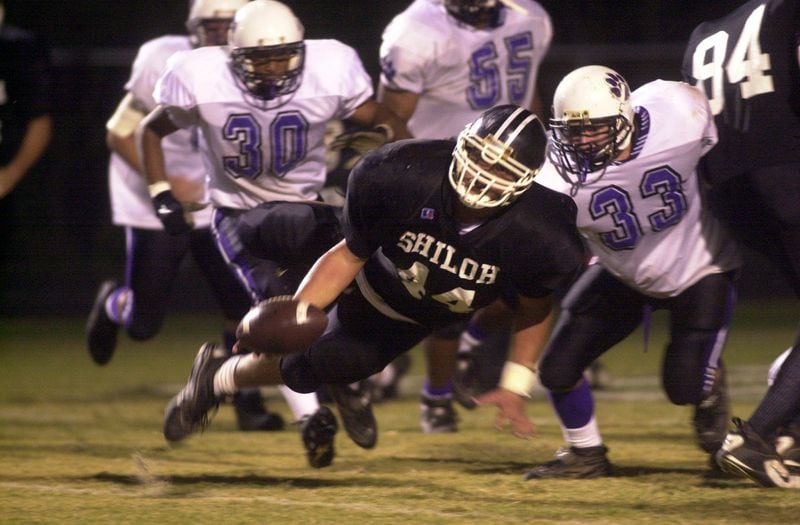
[
  {"xmin": 186, "ymin": 0, "xmax": 248, "ymax": 47},
  {"xmin": 548, "ymin": 65, "xmax": 634, "ymax": 185},
  {"xmin": 449, "ymin": 105, "xmax": 547, "ymax": 209},
  {"xmin": 228, "ymin": 0, "xmax": 305, "ymax": 102}
]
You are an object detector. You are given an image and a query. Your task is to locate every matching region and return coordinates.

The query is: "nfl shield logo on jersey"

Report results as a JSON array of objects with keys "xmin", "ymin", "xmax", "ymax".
[{"xmin": 420, "ymin": 207, "xmax": 435, "ymax": 220}]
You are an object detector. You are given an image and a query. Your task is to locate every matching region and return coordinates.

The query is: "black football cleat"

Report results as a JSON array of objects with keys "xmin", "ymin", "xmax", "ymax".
[
  {"xmin": 420, "ymin": 394, "xmax": 458, "ymax": 433},
  {"xmin": 716, "ymin": 417, "xmax": 796, "ymax": 488},
  {"xmin": 776, "ymin": 431, "xmax": 800, "ymax": 474},
  {"xmin": 86, "ymin": 280, "xmax": 120, "ymax": 366},
  {"xmin": 300, "ymin": 406, "xmax": 339, "ymax": 468},
  {"xmin": 163, "ymin": 342, "xmax": 225, "ymax": 443},
  {"xmin": 327, "ymin": 381, "xmax": 377, "ymax": 449},
  {"xmin": 524, "ymin": 445, "xmax": 613, "ymax": 480},
  {"xmin": 233, "ymin": 388, "xmax": 285, "ymax": 432},
  {"xmin": 693, "ymin": 364, "xmax": 731, "ymax": 454}
]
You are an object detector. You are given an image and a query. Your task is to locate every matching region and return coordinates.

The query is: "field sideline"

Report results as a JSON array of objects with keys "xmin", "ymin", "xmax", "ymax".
[{"xmin": 0, "ymin": 299, "xmax": 798, "ymax": 524}]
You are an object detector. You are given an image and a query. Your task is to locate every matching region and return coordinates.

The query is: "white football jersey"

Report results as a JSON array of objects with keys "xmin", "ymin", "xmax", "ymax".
[
  {"xmin": 379, "ymin": 0, "xmax": 552, "ymax": 139},
  {"xmin": 537, "ymin": 81, "xmax": 741, "ymax": 297},
  {"xmin": 154, "ymin": 39, "xmax": 373, "ymax": 209},
  {"xmin": 109, "ymin": 35, "xmax": 211, "ymax": 229}
]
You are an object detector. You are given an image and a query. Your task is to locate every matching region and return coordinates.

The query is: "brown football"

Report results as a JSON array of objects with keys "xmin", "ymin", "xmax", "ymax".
[{"xmin": 236, "ymin": 296, "xmax": 328, "ymax": 355}]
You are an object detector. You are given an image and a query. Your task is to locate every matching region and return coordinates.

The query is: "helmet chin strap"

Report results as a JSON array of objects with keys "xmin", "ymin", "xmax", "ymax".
[{"xmin": 499, "ymin": 0, "xmax": 528, "ymax": 14}]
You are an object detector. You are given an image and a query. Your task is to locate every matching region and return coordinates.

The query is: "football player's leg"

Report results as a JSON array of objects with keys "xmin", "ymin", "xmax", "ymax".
[
  {"xmin": 419, "ymin": 325, "xmax": 461, "ymax": 433},
  {"xmin": 126, "ymin": 227, "xmax": 190, "ymax": 341},
  {"xmin": 661, "ymin": 271, "xmax": 736, "ymax": 456},
  {"xmin": 767, "ymin": 349, "xmax": 800, "ymax": 473},
  {"xmin": 282, "ymin": 289, "xmax": 429, "ymax": 449},
  {"xmin": 211, "ymin": 206, "xmax": 327, "ymax": 428},
  {"xmin": 735, "ymin": 165, "xmax": 800, "ymax": 485},
  {"xmin": 711, "ymin": 166, "xmax": 800, "ymax": 485},
  {"xmin": 88, "ymin": 227, "xmax": 189, "ymax": 365},
  {"xmin": 190, "ymin": 228, "xmax": 285, "ymax": 432},
  {"xmin": 528, "ymin": 265, "xmax": 642, "ymax": 479}
]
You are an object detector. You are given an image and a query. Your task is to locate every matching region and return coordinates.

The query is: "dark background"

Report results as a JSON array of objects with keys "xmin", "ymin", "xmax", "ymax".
[{"xmin": 2, "ymin": 0, "xmax": 789, "ymax": 316}]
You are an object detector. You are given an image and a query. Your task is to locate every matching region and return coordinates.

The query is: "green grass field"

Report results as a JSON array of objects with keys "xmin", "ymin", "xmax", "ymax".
[{"xmin": 1, "ymin": 299, "xmax": 798, "ymax": 524}]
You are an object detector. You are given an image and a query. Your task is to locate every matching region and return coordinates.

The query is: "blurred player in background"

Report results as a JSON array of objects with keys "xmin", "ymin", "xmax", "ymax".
[
  {"xmin": 138, "ymin": 0, "xmax": 409, "ymax": 468},
  {"xmin": 526, "ymin": 65, "xmax": 740, "ymax": 478},
  {"xmin": 682, "ymin": 0, "xmax": 800, "ymax": 488},
  {"xmin": 0, "ymin": 0, "xmax": 53, "ymax": 286},
  {"xmin": 366, "ymin": 0, "xmax": 558, "ymax": 433},
  {"xmin": 0, "ymin": 0, "xmax": 52, "ymax": 200},
  {"xmin": 161, "ymin": 105, "xmax": 587, "ymax": 469},
  {"xmin": 86, "ymin": 0, "xmax": 287, "ymax": 433}
]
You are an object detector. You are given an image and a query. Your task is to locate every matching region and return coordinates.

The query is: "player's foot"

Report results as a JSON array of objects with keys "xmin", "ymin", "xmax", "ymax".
[
  {"xmin": 300, "ymin": 406, "xmax": 338, "ymax": 468},
  {"xmin": 233, "ymin": 388, "xmax": 285, "ymax": 431},
  {"xmin": 420, "ymin": 394, "xmax": 458, "ymax": 433},
  {"xmin": 327, "ymin": 381, "xmax": 377, "ymax": 449},
  {"xmin": 86, "ymin": 280, "xmax": 119, "ymax": 365},
  {"xmin": 693, "ymin": 364, "xmax": 731, "ymax": 454},
  {"xmin": 524, "ymin": 445, "xmax": 613, "ymax": 480},
  {"xmin": 716, "ymin": 417, "xmax": 795, "ymax": 487},
  {"xmin": 163, "ymin": 342, "xmax": 225, "ymax": 443}
]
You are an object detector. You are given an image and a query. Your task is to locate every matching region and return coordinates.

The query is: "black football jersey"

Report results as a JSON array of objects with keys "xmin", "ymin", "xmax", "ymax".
[
  {"xmin": 343, "ymin": 139, "xmax": 585, "ymax": 328},
  {"xmin": 681, "ymin": 0, "xmax": 800, "ymax": 183}
]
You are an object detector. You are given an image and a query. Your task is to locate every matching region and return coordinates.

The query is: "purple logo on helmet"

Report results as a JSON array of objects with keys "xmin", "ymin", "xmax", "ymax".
[{"xmin": 605, "ymin": 73, "xmax": 629, "ymax": 100}]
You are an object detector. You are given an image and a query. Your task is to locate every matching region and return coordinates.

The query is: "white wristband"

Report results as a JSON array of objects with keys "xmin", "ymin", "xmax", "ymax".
[
  {"xmin": 148, "ymin": 180, "xmax": 172, "ymax": 198},
  {"xmin": 500, "ymin": 361, "xmax": 537, "ymax": 398}
]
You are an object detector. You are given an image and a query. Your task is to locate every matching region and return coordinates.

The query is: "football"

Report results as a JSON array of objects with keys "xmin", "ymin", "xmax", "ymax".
[{"xmin": 236, "ymin": 296, "xmax": 328, "ymax": 355}]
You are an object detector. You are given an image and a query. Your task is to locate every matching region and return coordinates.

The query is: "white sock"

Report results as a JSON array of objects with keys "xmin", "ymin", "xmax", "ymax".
[
  {"xmin": 213, "ymin": 355, "xmax": 242, "ymax": 396},
  {"xmin": 563, "ymin": 416, "xmax": 603, "ymax": 448},
  {"xmin": 279, "ymin": 385, "xmax": 320, "ymax": 421}
]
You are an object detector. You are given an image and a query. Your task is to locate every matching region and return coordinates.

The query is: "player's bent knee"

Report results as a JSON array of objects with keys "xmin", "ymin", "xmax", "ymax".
[
  {"xmin": 280, "ymin": 353, "xmax": 322, "ymax": 394},
  {"xmin": 539, "ymin": 365, "xmax": 583, "ymax": 392}
]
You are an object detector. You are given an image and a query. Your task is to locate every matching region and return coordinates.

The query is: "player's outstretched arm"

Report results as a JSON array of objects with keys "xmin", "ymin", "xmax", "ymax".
[
  {"xmin": 475, "ymin": 294, "xmax": 554, "ymax": 439},
  {"xmin": 293, "ymin": 239, "xmax": 367, "ymax": 311}
]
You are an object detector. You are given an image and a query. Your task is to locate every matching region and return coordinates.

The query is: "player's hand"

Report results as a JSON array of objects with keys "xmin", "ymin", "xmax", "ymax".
[
  {"xmin": 474, "ymin": 387, "xmax": 537, "ymax": 439},
  {"xmin": 329, "ymin": 124, "xmax": 394, "ymax": 170},
  {"xmin": 151, "ymin": 189, "xmax": 193, "ymax": 235}
]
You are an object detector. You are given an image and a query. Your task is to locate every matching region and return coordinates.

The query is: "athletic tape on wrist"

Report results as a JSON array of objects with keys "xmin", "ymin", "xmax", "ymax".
[
  {"xmin": 148, "ymin": 180, "xmax": 172, "ymax": 198},
  {"xmin": 500, "ymin": 361, "xmax": 537, "ymax": 398}
]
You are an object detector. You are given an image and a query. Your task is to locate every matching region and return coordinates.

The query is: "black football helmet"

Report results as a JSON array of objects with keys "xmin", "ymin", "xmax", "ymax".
[
  {"xmin": 227, "ymin": 0, "xmax": 305, "ymax": 102},
  {"xmin": 449, "ymin": 105, "xmax": 547, "ymax": 209},
  {"xmin": 444, "ymin": 0, "xmax": 505, "ymax": 28}
]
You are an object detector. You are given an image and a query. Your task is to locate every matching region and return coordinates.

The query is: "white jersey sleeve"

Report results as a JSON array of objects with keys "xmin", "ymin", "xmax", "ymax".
[
  {"xmin": 540, "ymin": 80, "xmax": 739, "ymax": 297},
  {"xmin": 110, "ymin": 35, "xmax": 210, "ymax": 229},
  {"xmin": 379, "ymin": 0, "xmax": 552, "ymax": 139},
  {"xmin": 125, "ymin": 36, "xmax": 191, "ymax": 112}
]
